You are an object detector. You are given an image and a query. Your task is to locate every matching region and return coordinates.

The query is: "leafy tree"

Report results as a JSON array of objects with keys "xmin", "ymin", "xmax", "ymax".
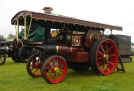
[{"xmin": 7, "ymin": 34, "xmax": 15, "ymax": 41}]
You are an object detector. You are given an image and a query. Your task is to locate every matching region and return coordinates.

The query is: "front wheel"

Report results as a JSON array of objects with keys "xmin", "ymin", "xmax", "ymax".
[
  {"xmin": 41, "ymin": 55, "xmax": 67, "ymax": 84},
  {"xmin": 90, "ymin": 38, "xmax": 119, "ymax": 75},
  {"xmin": 26, "ymin": 55, "xmax": 42, "ymax": 77}
]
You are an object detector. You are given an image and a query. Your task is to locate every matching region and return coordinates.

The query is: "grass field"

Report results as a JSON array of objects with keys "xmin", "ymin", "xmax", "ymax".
[{"xmin": 0, "ymin": 57, "xmax": 134, "ymax": 91}]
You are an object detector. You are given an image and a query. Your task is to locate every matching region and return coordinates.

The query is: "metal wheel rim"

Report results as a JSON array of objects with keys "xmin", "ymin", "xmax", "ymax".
[
  {"xmin": 96, "ymin": 39, "xmax": 118, "ymax": 75},
  {"xmin": 44, "ymin": 56, "xmax": 67, "ymax": 83},
  {"xmin": 29, "ymin": 56, "xmax": 42, "ymax": 77}
]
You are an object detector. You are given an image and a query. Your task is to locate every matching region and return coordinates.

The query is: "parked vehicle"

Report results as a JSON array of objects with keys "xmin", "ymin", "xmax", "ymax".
[
  {"xmin": 11, "ymin": 7, "xmax": 133, "ymax": 83},
  {"xmin": 0, "ymin": 32, "xmax": 30, "ymax": 65},
  {"xmin": 0, "ymin": 41, "xmax": 9, "ymax": 65}
]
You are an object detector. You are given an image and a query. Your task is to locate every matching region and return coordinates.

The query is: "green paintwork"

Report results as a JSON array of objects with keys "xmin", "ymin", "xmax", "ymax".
[
  {"xmin": 18, "ymin": 23, "xmax": 45, "ymax": 42},
  {"xmin": 28, "ymin": 26, "xmax": 45, "ymax": 42}
]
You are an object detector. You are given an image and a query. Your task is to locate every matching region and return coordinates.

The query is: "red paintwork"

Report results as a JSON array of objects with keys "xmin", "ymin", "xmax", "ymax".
[
  {"xmin": 43, "ymin": 56, "xmax": 67, "ymax": 83},
  {"xmin": 96, "ymin": 39, "xmax": 118, "ymax": 75},
  {"xmin": 70, "ymin": 52, "xmax": 89, "ymax": 63}
]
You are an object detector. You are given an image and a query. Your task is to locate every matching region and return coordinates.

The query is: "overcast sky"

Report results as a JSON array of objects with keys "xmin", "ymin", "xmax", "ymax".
[{"xmin": 0, "ymin": 0, "xmax": 134, "ymax": 42}]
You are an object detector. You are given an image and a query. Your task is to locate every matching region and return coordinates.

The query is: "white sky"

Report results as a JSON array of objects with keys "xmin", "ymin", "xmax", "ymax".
[{"xmin": 0, "ymin": 0, "xmax": 134, "ymax": 42}]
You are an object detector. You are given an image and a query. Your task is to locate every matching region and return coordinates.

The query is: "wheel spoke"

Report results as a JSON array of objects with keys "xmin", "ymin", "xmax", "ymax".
[
  {"xmin": 56, "ymin": 58, "xmax": 60, "ymax": 67},
  {"xmin": 102, "ymin": 63, "xmax": 105, "ymax": 69},
  {"xmin": 109, "ymin": 54, "xmax": 115, "ymax": 58},
  {"xmin": 97, "ymin": 60, "xmax": 103, "ymax": 66},
  {"xmin": 99, "ymin": 63, "xmax": 107, "ymax": 71},
  {"xmin": 106, "ymin": 68, "xmax": 110, "ymax": 73},
  {"xmin": 109, "ymin": 62, "xmax": 114, "ymax": 67},
  {"xmin": 109, "ymin": 54, "xmax": 118, "ymax": 61},
  {"xmin": 107, "ymin": 46, "xmax": 113, "ymax": 53},
  {"xmin": 97, "ymin": 50, "xmax": 104, "ymax": 57},
  {"xmin": 50, "ymin": 61, "xmax": 55, "ymax": 68},
  {"xmin": 54, "ymin": 71, "xmax": 57, "ymax": 77},
  {"xmin": 100, "ymin": 46, "xmax": 105, "ymax": 53},
  {"xmin": 104, "ymin": 44, "xmax": 109, "ymax": 54}
]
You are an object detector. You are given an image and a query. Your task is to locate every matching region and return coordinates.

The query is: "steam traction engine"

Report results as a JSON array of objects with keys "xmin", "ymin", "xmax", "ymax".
[{"xmin": 11, "ymin": 7, "xmax": 133, "ymax": 84}]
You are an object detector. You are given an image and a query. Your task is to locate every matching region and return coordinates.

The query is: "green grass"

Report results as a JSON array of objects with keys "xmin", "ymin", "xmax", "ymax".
[{"xmin": 0, "ymin": 57, "xmax": 134, "ymax": 91}]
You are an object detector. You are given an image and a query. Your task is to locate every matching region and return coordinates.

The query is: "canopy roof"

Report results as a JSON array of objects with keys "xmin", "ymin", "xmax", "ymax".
[{"xmin": 11, "ymin": 11, "xmax": 122, "ymax": 31}]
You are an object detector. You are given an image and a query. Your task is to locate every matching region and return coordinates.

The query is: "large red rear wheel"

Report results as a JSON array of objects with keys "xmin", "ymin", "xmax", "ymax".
[
  {"xmin": 26, "ymin": 55, "xmax": 42, "ymax": 77},
  {"xmin": 41, "ymin": 55, "xmax": 67, "ymax": 84},
  {"xmin": 90, "ymin": 38, "xmax": 118, "ymax": 75}
]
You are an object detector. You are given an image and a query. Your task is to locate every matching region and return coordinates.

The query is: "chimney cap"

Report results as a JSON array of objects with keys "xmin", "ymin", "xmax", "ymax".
[{"xmin": 42, "ymin": 7, "xmax": 53, "ymax": 14}]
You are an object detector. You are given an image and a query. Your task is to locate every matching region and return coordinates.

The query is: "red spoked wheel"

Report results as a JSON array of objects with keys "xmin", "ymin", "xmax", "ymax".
[
  {"xmin": 90, "ymin": 38, "xmax": 119, "ymax": 75},
  {"xmin": 41, "ymin": 55, "xmax": 67, "ymax": 84},
  {"xmin": 26, "ymin": 55, "xmax": 42, "ymax": 77}
]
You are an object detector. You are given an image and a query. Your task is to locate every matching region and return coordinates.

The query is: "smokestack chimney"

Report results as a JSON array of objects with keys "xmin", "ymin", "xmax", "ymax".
[{"xmin": 42, "ymin": 7, "xmax": 53, "ymax": 14}]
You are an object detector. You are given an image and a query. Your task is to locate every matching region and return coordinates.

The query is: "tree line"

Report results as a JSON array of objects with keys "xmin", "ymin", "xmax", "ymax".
[{"xmin": 0, "ymin": 34, "xmax": 15, "ymax": 41}]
